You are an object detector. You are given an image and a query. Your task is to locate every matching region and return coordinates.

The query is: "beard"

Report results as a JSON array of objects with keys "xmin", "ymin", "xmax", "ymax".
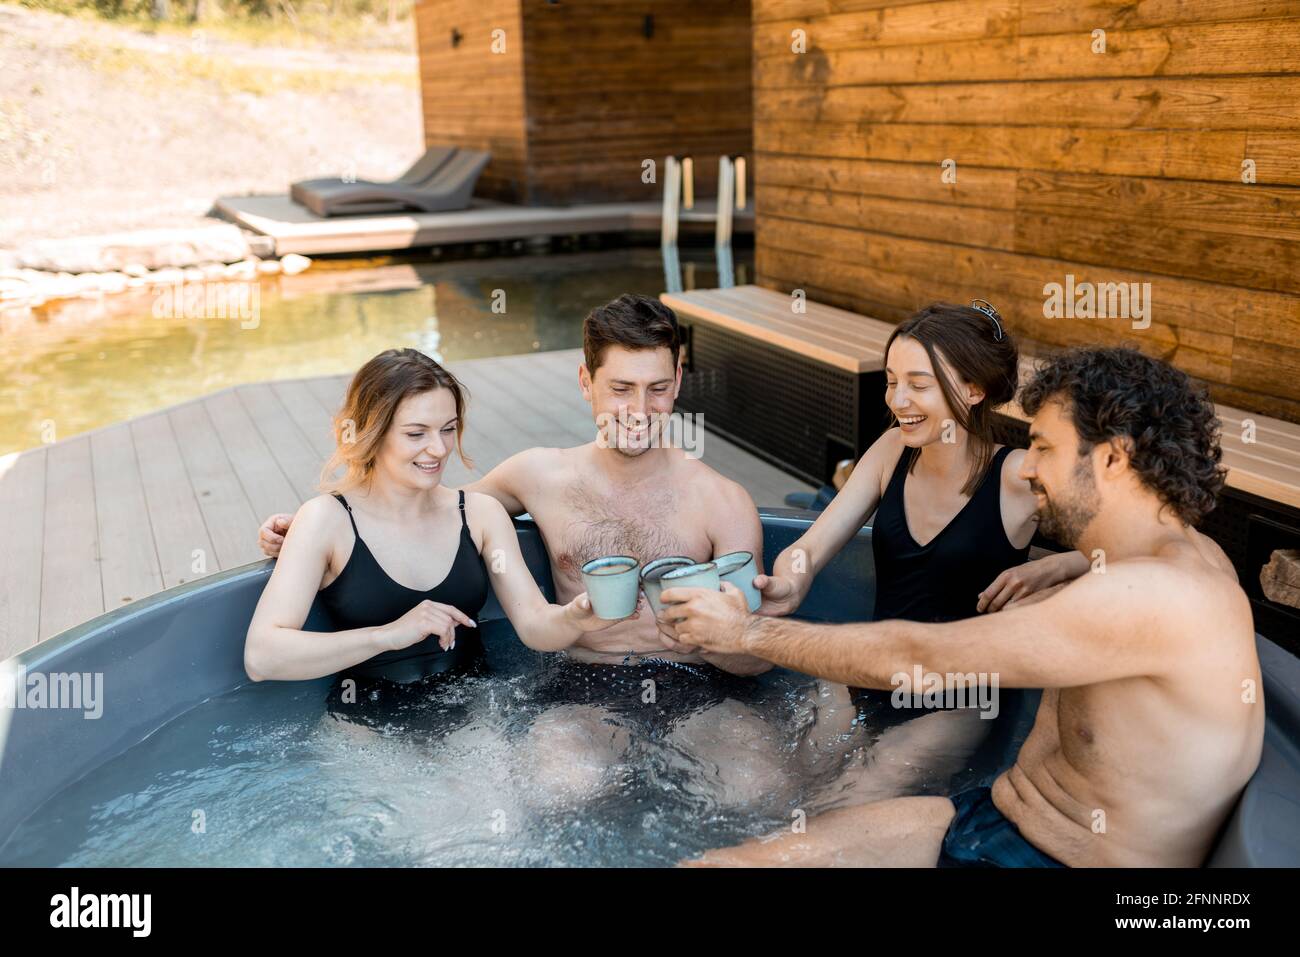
[{"xmin": 1033, "ymin": 457, "xmax": 1100, "ymax": 548}]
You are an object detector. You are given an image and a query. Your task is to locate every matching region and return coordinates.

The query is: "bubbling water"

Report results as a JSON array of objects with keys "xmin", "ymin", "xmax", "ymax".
[{"xmin": 0, "ymin": 621, "xmax": 972, "ymax": 867}]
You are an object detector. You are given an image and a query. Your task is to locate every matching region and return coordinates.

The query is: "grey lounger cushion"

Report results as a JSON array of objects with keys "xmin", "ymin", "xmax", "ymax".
[
  {"xmin": 299, "ymin": 149, "xmax": 491, "ymax": 217},
  {"xmin": 289, "ymin": 146, "xmax": 458, "ymax": 206}
]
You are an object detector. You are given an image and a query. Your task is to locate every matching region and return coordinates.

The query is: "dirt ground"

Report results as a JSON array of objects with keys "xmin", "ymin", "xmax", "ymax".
[{"xmin": 0, "ymin": 4, "xmax": 423, "ymax": 248}]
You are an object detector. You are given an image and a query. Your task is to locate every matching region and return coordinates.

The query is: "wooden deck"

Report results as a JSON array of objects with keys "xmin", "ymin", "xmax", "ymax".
[
  {"xmin": 216, "ymin": 195, "xmax": 754, "ymax": 257},
  {"xmin": 0, "ymin": 349, "xmax": 811, "ymax": 659}
]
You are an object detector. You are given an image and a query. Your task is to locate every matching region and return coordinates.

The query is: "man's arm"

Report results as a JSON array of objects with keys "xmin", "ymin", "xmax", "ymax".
[
  {"xmin": 461, "ymin": 448, "xmax": 540, "ymax": 516},
  {"xmin": 670, "ymin": 560, "xmax": 1188, "ymax": 690}
]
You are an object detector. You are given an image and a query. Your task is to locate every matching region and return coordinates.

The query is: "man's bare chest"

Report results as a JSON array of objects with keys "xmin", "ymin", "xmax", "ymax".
[{"xmin": 541, "ymin": 482, "xmax": 710, "ymax": 578}]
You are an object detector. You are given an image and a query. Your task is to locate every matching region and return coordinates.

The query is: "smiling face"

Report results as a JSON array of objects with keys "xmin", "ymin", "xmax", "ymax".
[
  {"xmin": 371, "ymin": 387, "xmax": 461, "ymax": 489},
  {"xmin": 580, "ymin": 345, "xmax": 681, "ymax": 457},
  {"xmin": 1020, "ymin": 398, "xmax": 1102, "ymax": 547},
  {"xmin": 885, "ymin": 335, "xmax": 983, "ymax": 448}
]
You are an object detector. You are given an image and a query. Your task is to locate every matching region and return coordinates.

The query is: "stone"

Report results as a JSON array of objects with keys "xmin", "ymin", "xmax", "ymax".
[
  {"xmin": 257, "ymin": 260, "xmax": 282, "ymax": 275},
  {"xmin": 16, "ymin": 224, "xmax": 251, "ymax": 273},
  {"xmin": 1260, "ymin": 549, "xmax": 1300, "ymax": 610},
  {"xmin": 98, "ymin": 272, "xmax": 129, "ymax": 294},
  {"xmin": 279, "ymin": 253, "xmax": 311, "ymax": 275},
  {"xmin": 225, "ymin": 260, "xmax": 259, "ymax": 279}
]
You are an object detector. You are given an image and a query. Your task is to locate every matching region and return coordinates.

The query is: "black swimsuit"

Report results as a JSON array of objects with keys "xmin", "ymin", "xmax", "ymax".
[
  {"xmin": 871, "ymin": 444, "xmax": 1029, "ymax": 624},
  {"xmin": 318, "ymin": 490, "xmax": 490, "ymax": 684}
]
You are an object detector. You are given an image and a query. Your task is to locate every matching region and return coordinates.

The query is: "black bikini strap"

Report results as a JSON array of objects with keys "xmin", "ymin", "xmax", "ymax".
[
  {"xmin": 333, "ymin": 494, "xmax": 360, "ymax": 537},
  {"xmin": 457, "ymin": 489, "xmax": 468, "ymax": 529}
]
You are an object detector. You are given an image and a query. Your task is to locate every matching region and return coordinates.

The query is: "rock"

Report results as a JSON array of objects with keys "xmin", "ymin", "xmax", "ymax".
[
  {"xmin": 256, "ymin": 259, "xmax": 282, "ymax": 275},
  {"xmin": 150, "ymin": 268, "xmax": 184, "ymax": 286},
  {"xmin": 1261, "ymin": 550, "xmax": 1300, "ymax": 610},
  {"xmin": 16, "ymin": 224, "xmax": 251, "ymax": 273},
  {"xmin": 122, "ymin": 263, "xmax": 150, "ymax": 278},
  {"xmin": 200, "ymin": 262, "xmax": 228, "ymax": 278},
  {"xmin": 1262, "ymin": 574, "xmax": 1300, "ymax": 610},
  {"xmin": 182, "ymin": 267, "xmax": 205, "ymax": 282},
  {"xmin": 225, "ymin": 260, "xmax": 259, "ymax": 279},
  {"xmin": 98, "ymin": 272, "xmax": 129, "ymax": 294},
  {"xmin": 279, "ymin": 253, "xmax": 311, "ymax": 275}
]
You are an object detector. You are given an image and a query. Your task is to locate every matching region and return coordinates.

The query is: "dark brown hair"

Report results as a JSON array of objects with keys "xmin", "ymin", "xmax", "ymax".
[
  {"xmin": 321, "ymin": 348, "xmax": 472, "ymax": 492},
  {"xmin": 1019, "ymin": 346, "xmax": 1225, "ymax": 526},
  {"xmin": 885, "ymin": 302, "xmax": 1020, "ymax": 495},
  {"xmin": 583, "ymin": 294, "xmax": 681, "ymax": 374}
]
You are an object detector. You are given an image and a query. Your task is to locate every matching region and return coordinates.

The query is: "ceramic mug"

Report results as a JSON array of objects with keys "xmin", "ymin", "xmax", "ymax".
[
  {"xmin": 659, "ymin": 561, "xmax": 721, "ymax": 599},
  {"xmin": 713, "ymin": 550, "xmax": 761, "ymax": 611},
  {"xmin": 580, "ymin": 555, "xmax": 641, "ymax": 619},
  {"xmin": 640, "ymin": 556, "xmax": 695, "ymax": 615}
]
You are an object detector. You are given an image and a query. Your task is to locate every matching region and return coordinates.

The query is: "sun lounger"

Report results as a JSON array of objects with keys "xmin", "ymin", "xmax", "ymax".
[
  {"xmin": 289, "ymin": 145, "xmax": 457, "ymax": 207},
  {"xmin": 297, "ymin": 150, "xmax": 492, "ymax": 217}
]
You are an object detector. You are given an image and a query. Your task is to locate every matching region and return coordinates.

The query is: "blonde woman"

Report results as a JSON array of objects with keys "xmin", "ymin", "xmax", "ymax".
[{"xmin": 243, "ymin": 348, "xmax": 634, "ymax": 688}]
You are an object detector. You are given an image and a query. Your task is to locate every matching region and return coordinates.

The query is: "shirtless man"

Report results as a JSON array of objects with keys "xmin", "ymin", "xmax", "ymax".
[
  {"xmin": 258, "ymin": 295, "xmax": 825, "ymax": 802},
  {"xmin": 663, "ymin": 346, "xmax": 1264, "ymax": 867}
]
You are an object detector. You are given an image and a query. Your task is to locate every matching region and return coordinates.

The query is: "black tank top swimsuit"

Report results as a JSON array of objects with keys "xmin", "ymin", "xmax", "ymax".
[
  {"xmin": 317, "ymin": 490, "xmax": 490, "ymax": 684},
  {"xmin": 872, "ymin": 444, "xmax": 1029, "ymax": 624}
]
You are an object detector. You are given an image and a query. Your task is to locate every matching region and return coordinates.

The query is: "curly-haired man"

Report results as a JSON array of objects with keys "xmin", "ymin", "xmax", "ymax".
[{"xmin": 667, "ymin": 346, "xmax": 1263, "ymax": 867}]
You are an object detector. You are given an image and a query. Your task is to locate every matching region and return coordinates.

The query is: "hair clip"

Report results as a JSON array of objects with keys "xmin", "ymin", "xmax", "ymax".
[{"xmin": 970, "ymin": 299, "xmax": 1004, "ymax": 341}]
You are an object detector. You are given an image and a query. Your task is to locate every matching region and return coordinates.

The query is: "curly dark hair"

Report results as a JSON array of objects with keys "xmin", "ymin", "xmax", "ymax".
[{"xmin": 1019, "ymin": 346, "xmax": 1226, "ymax": 526}]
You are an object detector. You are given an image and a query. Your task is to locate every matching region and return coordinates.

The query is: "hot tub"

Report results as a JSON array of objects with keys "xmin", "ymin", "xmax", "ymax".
[{"xmin": 1, "ymin": 511, "xmax": 1297, "ymax": 866}]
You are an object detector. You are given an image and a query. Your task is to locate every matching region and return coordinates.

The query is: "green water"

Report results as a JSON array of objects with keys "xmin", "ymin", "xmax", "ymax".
[{"xmin": 0, "ymin": 245, "xmax": 749, "ymax": 456}]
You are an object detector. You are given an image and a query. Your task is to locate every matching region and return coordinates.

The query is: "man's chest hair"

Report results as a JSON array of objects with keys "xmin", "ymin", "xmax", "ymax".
[{"xmin": 547, "ymin": 477, "xmax": 704, "ymax": 575}]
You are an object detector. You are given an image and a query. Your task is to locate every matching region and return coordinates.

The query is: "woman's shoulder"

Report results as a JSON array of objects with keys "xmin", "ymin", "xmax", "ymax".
[
  {"xmin": 998, "ymin": 446, "xmax": 1029, "ymax": 488},
  {"xmin": 461, "ymin": 488, "xmax": 512, "ymax": 534},
  {"xmin": 294, "ymin": 493, "xmax": 354, "ymax": 535},
  {"xmin": 864, "ymin": 427, "xmax": 908, "ymax": 473}
]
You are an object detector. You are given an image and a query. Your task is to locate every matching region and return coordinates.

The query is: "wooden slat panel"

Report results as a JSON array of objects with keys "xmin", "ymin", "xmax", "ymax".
[
  {"xmin": 204, "ymin": 391, "xmax": 303, "ymax": 522},
  {"xmin": 130, "ymin": 413, "xmax": 216, "ymax": 590},
  {"xmin": 39, "ymin": 437, "xmax": 103, "ymax": 639},
  {"xmin": 0, "ymin": 449, "xmax": 46, "ymax": 657},
  {"xmin": 755, "ymin": 154, "xmax": 1018, "ymax": 209},
  {"xmin": 755, "ymin": 19, "xmax": 1300, "ymax": 85},
  {"xmin": 756, "ymin": 120, "xmax": 1271, "ymax": 185},
  {"xmin": 91, "ymin": 425, "xmax": 163, "ymax": 610},
  {"xmin": 236, "ymin": 384, "xmax": 326, "ymax": 502},
  {"xmin": 756, "ymin": 0, "xmax": 1294, "ymax": 29},
  {"xmin": 269, "ymin": 379, "xmax": 339, "ymax": 461},
  {"xmin": 168, "ymin": 400, "xmax": 262, "ymax": 570},
  {"xmin": 760, "ymin": 183, "xmax": 1018, "ymax": 252},
  {"xmin": 755, "ymin": 76, "xmax": 1300, "ymax": 131}
]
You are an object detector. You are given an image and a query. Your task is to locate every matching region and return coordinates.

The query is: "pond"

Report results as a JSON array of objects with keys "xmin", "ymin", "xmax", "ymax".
[{"xmin": 0, "ymin": 244, "xmax": 750, "ymax": 457}]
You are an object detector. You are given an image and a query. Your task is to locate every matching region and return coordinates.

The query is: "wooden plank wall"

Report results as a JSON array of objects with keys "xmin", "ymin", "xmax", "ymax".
[
  {"xmin": 752, "ymin": 0, "xmax": 1300, "ymax": 423},
  {"xmin": 520, "ymin": 0, "xmax": 755, "ymax": 205},
  {"xmin": 415, "ymin": 0, "xmax": 754, "ymax": 206},
  {"xmin": 414, "ymin": 0, "xmax": 530, "ymax": 203}
]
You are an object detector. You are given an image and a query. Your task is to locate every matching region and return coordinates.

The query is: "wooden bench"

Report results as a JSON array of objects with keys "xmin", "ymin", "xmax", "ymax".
[
  {"xmin": 661, "ymin": 285, "xmax": 898, "ymax": 485},
  {"xmin": 661, "ymin": 285, "xmax": 895, "ymax": 374}
]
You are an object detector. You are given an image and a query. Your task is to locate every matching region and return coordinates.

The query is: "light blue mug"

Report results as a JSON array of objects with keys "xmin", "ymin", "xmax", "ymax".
[
  {"xmin": 659, "ymin": 561, "xmax": 721, "ymax": 599},
  {"xmin": 713, "ymin": 550, "xmax": 761, "ymax": 612},
  {"xmin": 640, "ymin": 556, "xmax": 695, "ymax": 614},
  {"xmin": 580, "ymin": 555, "xmax": 641, "ymax": 619}
]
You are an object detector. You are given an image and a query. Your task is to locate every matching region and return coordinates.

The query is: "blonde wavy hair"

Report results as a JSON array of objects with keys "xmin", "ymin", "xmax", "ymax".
[{"xmin": 321, "ymin": 348, "xmax": 472, "ymax": 493}]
